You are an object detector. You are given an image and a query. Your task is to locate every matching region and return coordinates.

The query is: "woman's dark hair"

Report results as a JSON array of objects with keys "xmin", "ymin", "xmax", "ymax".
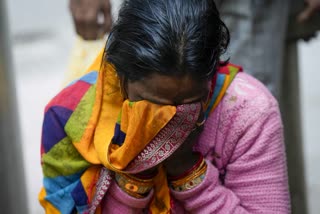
[{"xmin": 106, "ymin": 0, "xmax": 229, "ymax": 81}]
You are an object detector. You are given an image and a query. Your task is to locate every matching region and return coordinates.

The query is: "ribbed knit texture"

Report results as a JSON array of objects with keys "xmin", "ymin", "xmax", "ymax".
[{"xmin": 102, "ymin": 72, "xmax": 290, "ymax": 213}]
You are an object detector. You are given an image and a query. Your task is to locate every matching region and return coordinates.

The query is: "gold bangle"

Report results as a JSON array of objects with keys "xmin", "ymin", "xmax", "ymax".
[
  {"xmin": 170, "ymin": 161, "xmax": 207, "ymax": 191},
  {"xmin": 115, "ymin": 173, "xmax": 154, "ymax": 198},
  {"xmin": 170, "ymin": 160, "xmax": 206, "ymax": 186},
  {"xmin": 171, "ymin": 173, "xmax": 206, "ymax": 191},
  {"xmin": 171, "ymin": 164, "xmax": 207, "ymax": 187}
]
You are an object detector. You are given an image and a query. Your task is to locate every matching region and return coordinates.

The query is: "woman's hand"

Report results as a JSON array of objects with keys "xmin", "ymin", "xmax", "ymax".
[
  {"xmin": 298, "ymin": 0, "xmax": 320, "ymax": 22},
  {"xmin": 69, "ymin": 0, "xmax": 112, "ymax": 40},
  {"xmin": 164, "ymin": 113, "xmax": 205, "ymax": 178}
]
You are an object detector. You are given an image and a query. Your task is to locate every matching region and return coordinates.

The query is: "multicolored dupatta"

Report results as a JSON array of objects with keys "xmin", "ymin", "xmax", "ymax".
[{"xmin": 39, "ymin": 49, "xmax": 242, "ymax": 214}]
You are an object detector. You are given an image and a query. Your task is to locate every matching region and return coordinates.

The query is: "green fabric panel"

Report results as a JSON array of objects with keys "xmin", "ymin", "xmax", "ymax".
[
  {"xmin": 128, "ymin": 101, "xmax": 134, "ymax": 107},
  {"xmin": 116, "ymin": 110, "xmax": 122, "ymax": 124},
  {"xmin": 228, "ymin": 65, "xmax": 238, "ymax": 73},
  {"xmin": 42, "ymin": 137, "xmax": 90, "ymax": 178},
  {"xmin": 228, "ymin": 66, "xmax": 239, "ymax": 81},
  {"xmin": 65, "ymin": 85, "xmax": 96, "ymax": 142}
]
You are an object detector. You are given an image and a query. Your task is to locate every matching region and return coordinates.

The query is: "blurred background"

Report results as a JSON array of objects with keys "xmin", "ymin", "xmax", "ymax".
[{"xmin": 1, "ymin": 0, "xmax": 319, "ymax": 213}]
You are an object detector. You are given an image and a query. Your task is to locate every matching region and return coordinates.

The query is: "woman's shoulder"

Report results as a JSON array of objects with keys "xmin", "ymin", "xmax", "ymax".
[
  {"xmin": 217, "ymin": 71, "xmax": 281, "ymax": 132},
  {"xmin": 224, "ymin": 71, "xmax": 279, "ymax": 114},
  {"xmin": 44, "ymin": 71, "xmax": 98, "ymax": 115},
  {"xmin": 202, "ymin": 71, "xmax": 283, "ymax": 166}
]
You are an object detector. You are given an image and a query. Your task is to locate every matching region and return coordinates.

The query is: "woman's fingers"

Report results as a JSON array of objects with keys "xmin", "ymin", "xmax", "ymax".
[
  {"xmin": 69, "ymin": 0, "xmax": 112, "ymax": 40},
  {"xmin": 100, "ymin": 0, "xmax": 113, "ymax": 37},
  {"xmin": 297, "ymin": 0, "xmax": 320, "ymax": 23},
  {"xmin": 298, "ymin": 5, "xmax": 316, "ymax": 22}
]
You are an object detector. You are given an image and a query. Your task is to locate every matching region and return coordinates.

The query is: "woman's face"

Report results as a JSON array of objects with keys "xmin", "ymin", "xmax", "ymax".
[{"xmin": 126, "ymin": 73, "xmax": 211, "ymax": 106}]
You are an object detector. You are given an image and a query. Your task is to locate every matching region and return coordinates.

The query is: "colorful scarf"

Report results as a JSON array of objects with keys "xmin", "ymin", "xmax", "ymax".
[{"xmin": 39, "ymin": 50, "xmax": 242, "ymax": 214}]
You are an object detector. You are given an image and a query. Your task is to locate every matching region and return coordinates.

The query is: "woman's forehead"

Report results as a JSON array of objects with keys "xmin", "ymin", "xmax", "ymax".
[{"xmin": 127, "ymin": 73, "xmax": 210, "ymax": 105}]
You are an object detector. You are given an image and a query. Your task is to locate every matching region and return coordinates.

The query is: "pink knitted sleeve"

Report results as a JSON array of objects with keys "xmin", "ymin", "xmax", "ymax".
[
  {"xmin": 101, "ymin": 181, "xmax": 153, "ymax": 213},
  {"xmin": 171, "ymin": 105, "xmax": 290, "ymax": 213}
]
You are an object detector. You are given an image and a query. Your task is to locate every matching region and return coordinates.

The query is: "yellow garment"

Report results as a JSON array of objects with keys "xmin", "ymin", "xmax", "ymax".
[
  {"xmin": 73, "ymin": 50, "xmax": 177, "ymax": 213},
  {"xmin": 107, "ymin": 100, "xmax": 176, "ymax": 170},
  {"xmin": 63, "ymin": 36, "xmax": 107, "ymax": 86}
]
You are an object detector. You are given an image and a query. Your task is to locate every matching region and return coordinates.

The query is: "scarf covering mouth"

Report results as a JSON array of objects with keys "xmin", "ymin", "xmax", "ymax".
[
  {"xmin": 88, "ymin": 51, "xmax": 202, "ymax": 213},
  {"xmin": 39, "ymin": 49, "xmax": 242, "ymax": 214}
]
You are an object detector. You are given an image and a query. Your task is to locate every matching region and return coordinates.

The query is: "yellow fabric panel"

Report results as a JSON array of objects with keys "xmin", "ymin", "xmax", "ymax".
[
  {"xmin": 108, "ymin": 100, "xmax": 176, "ymax": 170},
  {"xmin": 63, "ymin": 36, "xmax": 106, "ymax": 86},
  {"xmin": 39, "ymin": 188, "xmax": 61, "ymax": 214},
  {"xmin": 80, "ymin": 165, "xmax": 102, "ymax": 201}
]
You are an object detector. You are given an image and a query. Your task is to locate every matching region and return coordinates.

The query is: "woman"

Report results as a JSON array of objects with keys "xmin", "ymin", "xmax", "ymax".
[{"xmin": 39, "ymin": 0, "xmax": 290, "ymax": 213}]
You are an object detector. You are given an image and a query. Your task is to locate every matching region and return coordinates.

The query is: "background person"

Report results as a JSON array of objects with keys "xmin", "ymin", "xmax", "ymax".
[{"xmin": 216, "ymin": 1, "xmax": 320, "ymax": 212}]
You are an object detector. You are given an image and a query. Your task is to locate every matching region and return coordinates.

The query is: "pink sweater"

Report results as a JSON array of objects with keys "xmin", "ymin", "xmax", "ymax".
[{"xmin": 101, "ymin": 73, "xmax": 291, "ymax": 213}]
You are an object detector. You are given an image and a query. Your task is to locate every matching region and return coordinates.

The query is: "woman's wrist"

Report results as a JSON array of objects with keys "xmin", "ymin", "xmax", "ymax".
[
  {"xmin": 167, "ymin": 155, "xmax": 207, "ymax": 192},
  {"xmin": 115, "ymin": 172, "xmax": 154, "ymax": 198},
  {"xmin": 165, "ymin": 152, "xmax": 201, "ymax": 178}
]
